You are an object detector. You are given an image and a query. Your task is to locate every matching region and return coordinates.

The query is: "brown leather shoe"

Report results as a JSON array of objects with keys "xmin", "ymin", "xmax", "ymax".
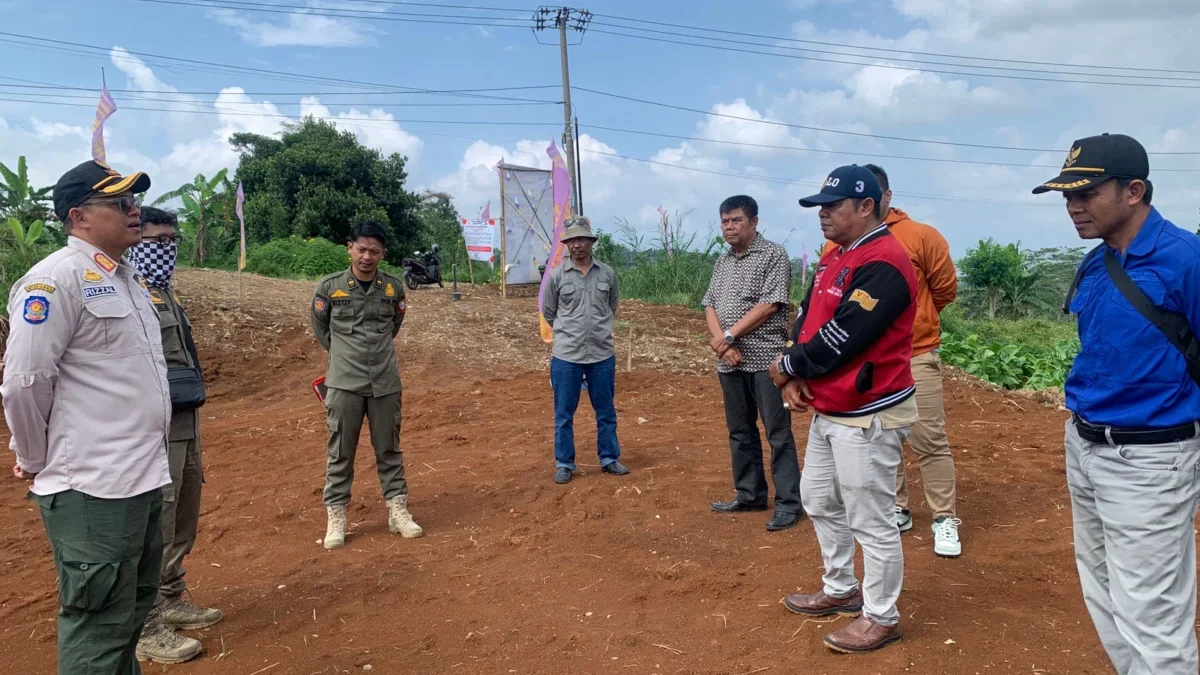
[
  {"xmin": 823, "ymin": 616, "xmax": 902, "ymax": 653},
  {"xmin": 783, "ymin": 588, "xmax": 863, "ymax": 617}
]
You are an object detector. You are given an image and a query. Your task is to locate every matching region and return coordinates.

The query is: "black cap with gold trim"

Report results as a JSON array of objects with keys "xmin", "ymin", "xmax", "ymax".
[
  {"xmin": 53, "ymin": 159, "xmax": 152, "ymax": 221},
  {"xmin": 1032, "ymin": 133, "xmax": 1149, "ymax": 194}
]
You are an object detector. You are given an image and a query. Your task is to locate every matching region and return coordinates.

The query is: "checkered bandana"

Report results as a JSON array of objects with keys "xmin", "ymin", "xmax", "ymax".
[{"xmin": 126, "ymin": 241, "xmax": 178, "ymax": 288}]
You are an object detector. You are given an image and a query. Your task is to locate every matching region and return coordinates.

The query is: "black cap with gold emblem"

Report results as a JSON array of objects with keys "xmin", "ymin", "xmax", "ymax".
[
  {"xmin": 53, "ymin": 159, "xmax": 152, "ymax": 221},
  {"xmin": 1032, "ymin": 133, "xmax": 1149, "ymax": 194}
]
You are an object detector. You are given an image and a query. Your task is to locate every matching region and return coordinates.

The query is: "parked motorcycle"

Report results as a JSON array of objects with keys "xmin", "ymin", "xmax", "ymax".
[{"xmin": 402, "ymin": 244, "xmax": 443, "ymax": 290}]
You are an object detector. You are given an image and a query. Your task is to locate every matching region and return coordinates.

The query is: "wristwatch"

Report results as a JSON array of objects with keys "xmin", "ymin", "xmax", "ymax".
[{"xmin": 724, "ymin": 330, "xmax": 735, "ymax": 345}]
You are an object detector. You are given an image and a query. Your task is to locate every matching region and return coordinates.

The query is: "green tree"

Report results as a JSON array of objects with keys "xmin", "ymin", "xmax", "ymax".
[
  {"xmin": 415, "ymin": 190, "xmax": 463, "ymax": 254},
  {"xmin": 230, "ymin": 118, "xmax": 421, "ymax": 263},
  {"xmin": 958, "ymin": 238, "xmax": 1024, "ymax": 321},
  {"xmin": 0, "ymin": 156, "xmax": 52, "ymax": 226},
  {"xmin": 152, "ymin": 169, "xmax": 235, "ymax": 266}
]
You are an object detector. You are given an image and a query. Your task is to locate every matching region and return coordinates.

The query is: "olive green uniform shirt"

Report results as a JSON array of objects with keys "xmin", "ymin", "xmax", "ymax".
[
  {"xmin": 148, "ymin": 286, "xmax": 201, "ymax": 442},
  {"xmin": 311, "ymin": 268, "xmax": 407, "ymax": 397}
]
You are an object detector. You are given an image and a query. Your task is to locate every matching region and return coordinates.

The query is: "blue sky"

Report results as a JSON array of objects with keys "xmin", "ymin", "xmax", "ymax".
[{"xmin": 3, "ymin": 0, "xmax": 1200, "ymax": 260}]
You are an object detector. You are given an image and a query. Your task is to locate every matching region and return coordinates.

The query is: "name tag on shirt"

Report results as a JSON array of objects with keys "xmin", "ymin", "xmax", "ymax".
[{"xmin": 83, "ymin": 285, "xmax": 119, "ymax": 300}]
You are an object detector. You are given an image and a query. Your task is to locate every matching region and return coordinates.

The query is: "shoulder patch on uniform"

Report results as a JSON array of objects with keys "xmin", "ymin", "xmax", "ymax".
[
  {"xmin": 330, "ymin": 289, "xmax": 350, "ymax": 298},
  {"xmin": 24, "ymin": 282, "xmax": 55, "ymax": 294},
  {"xmin": 313, "ymin": 296, "xmax": 328, "ymax": 313},
  {"xmin": 83, "ymin": 285, "xmax": 119, "ymax": 300},
  {"xmin": 83, "ymin": 269, "xmax": 104, "ymax": 283},
  {"xmin": 93, "ymin": 253, "xmax": 117, "ymax": 273},
  {"xmin": 385, "ymin": 282, "xmax": 396, "ymax": 297},
  {"xmin": 849, "ymin": 288, "xmax": 878, "ymax": 311},
  {"xmin": 397, "ymin": 299, "xmax": 407, "ymax": 314},
  {"xmin": 23, "ymin": 296, "xmax": 49, "ymax": 324},
  {"xmin": 149, "ymin": 289, "xmax": 166, "ymax": 304}
]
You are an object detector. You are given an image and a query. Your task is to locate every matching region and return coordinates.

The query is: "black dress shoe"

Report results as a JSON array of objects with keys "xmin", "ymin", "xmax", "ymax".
[
  {"xmin": 602, "ymin": 461, "xmax": 631, "ymax": 475},
  {"xmin": 711, "ymin": 499, "xmax": 769, "ymax": 513},
  {"xmin": 554, "ymin": 467, "xmax": 573, "ymax": 484},
  {"xmin": 765, "ymin": 510, "xmax": 804, "ymax": 531}
]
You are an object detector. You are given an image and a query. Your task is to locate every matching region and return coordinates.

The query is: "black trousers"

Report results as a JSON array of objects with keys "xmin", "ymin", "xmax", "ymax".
[{"xmin": 718, "ymin": 370, "xmax": 803, "ymax": 514}]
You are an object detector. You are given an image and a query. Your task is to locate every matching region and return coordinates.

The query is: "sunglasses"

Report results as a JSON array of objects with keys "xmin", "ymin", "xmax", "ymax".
[
  {"xmin": 141, "ymin": 234, "xmax": 182, "ymax": 246},
  {"xmin": 84, "ymin": 195, "xmax": 142, "ymax": 214}
]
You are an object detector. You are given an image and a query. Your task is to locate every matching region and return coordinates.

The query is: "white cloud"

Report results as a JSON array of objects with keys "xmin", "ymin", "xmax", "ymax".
[
  {"xmin": 698, "ymin": 99, "xmax": 800, "ymax": 155},
  {"xmin": 30, "ymin": 119, "xmax": 88, "ymax": 141},
  {"xmin": 210, "ymin": 8, "xmax": 372, "ymax": 48},
  {"xmin": 298, "ymin": 98, "xmax": 424, "ymax": 160}
]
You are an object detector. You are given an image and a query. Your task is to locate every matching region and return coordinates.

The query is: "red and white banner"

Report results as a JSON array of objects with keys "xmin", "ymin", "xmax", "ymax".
[{"xmin": 461, "ymin": 218, "xmax": 497, "ymax": 265}]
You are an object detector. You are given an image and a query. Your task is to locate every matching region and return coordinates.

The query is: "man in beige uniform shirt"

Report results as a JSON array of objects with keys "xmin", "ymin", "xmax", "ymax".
[{"xmin": 4, "ymin": 160, "xmax": 171, "ymax": 675}]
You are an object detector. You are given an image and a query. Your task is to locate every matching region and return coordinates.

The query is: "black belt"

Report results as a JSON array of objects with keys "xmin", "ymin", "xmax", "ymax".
[{"xmin": 1072, "ymin": 414, "xmax": 1199, "ymax": 446}]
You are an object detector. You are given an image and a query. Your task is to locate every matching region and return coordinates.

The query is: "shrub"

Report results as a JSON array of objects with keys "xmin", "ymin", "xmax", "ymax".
[{"xmin": 246, "ymin": 236, "xmax": 349, "ymax": 279}]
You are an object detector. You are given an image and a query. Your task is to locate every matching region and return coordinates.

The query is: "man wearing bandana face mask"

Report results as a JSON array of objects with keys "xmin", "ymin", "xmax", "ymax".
[{"xmin": 129, "ymin": 206, "xmax": 222, "ymax": 664}]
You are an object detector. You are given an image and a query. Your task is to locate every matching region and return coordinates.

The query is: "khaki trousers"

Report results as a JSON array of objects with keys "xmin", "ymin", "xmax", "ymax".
[{"xmin": 895, "ymin": 350, "xmax": 957, "ymax": 518}]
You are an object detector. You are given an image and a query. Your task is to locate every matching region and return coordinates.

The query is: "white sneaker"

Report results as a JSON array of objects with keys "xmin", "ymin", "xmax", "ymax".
[
  {"xmin": 932, "ymin": 517, "xmax": 962, "ymax": 558},
  {"xmin": 895, "ymin": 507, "xmax": 913, "ymax": 533}
]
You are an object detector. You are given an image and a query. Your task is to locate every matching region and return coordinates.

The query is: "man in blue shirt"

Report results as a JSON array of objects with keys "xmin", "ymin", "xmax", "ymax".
[{"xmin": 1034, "ymin": 133, "xmax": 1200, "ymax": 675}]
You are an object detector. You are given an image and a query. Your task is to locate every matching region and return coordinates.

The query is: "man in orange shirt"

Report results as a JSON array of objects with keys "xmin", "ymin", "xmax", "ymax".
[{"xmin": 818, "ymin": 164, "xmax": 961, "ymax": 557}]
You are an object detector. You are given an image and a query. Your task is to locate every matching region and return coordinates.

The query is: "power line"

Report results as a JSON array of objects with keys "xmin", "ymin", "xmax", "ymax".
[
  {"xmin": 590, "ymin": 12, "xmax": 1200, "ymax": 77},
  {"xmin": 134, "ymin": 0, "xmax": 534, "ymax": 27},
  {"xmin": 574, "ymin": 87, "xmax": 1200, "ymax": 156},
  {"xmin": 588, "ymin": 28, "xmax": 1200, "ymax": 91},
  {"xmin": 580, "ymin": 124, "xmax": 1200, "ymax": 173},
  {"xmin": 0, "ymin": 32, "xmax": 550, "ymax": 102},
  {"xmin": 588, "ymin": 21, "xmax": 1200, "ymax": 84},
  {"xmin": 579, "ymin": 147, "xmax": 1194, "ymax": 210},
  {"xmin": 5, "ymin": 91, "xmax": 557, "ymax": 108},
  {"xmin": 0, "ymin": 80, "xmax": 562, "ymax": 99},
  {"xmin": 0, "ymin": 97, "xmax": 559, "ymax": 128}
]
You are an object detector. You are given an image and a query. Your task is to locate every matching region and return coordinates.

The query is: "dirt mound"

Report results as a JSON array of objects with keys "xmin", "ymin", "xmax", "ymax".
[{"xmin": 0, "ymin": 269, "xmax": 1120, "ymax": 674}]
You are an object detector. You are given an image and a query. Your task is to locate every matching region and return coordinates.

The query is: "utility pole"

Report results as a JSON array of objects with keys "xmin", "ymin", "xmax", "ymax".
[{"xmin": 534, "ymin": 6, "xmax": 592, "ymax": 215}]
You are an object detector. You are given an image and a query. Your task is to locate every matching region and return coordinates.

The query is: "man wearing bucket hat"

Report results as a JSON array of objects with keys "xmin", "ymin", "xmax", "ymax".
[
  {"xmin": 541, "ymin": 216, "xmax": 630, "ymax": 484},
  {"xmin": 3, "ymin": 159, "xmax": 173, "ymax": 673},
  {"xmin": 768, "ymin": 164, "xmax": 918, "ymax": 653},
  {"xmin": 1036, "ymin": 133, "xmax": 1200, "ymax": 675}
]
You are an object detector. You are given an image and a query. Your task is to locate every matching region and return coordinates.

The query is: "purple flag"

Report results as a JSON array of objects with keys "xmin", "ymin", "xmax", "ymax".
[
  {"xmin": 538, "ymin": 141, "xmax": 572, "ymax": 343},
  {"xmin": 236, "ymin": 181, "xmax": 246, "ymax": 271},
  {"xmin": 480, "ymin": 200, "xmax": 490, "ymax": 220},
  {"xmin": 91, "ymin": 85, "xmax": 117, "ymax": 163}
]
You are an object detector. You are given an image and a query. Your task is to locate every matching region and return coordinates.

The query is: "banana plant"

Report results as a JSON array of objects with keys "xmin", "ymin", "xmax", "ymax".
[
  {"xmin": 151, "ymin": 168, "xmax": 233, "ymax": 265},
  {"xmin": 0, "ymin": 156, "xmax": 53, "ymax": 225}
]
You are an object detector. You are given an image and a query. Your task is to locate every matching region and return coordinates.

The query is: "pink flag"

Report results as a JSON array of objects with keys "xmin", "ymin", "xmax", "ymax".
[
  {"xmin": 538, "ymin": 141, "xmax": 573, "ymax": 343},
  {"xmin": 91, "ymin": 85, "xmax": 117, "ymax": 163},
  {"xmin": 236, "ymin": 181, "xmax": 247, "ymax": 271},
  {"xmin": 480, "ymin": 200, "xmax": 491, "ymax": 220}
]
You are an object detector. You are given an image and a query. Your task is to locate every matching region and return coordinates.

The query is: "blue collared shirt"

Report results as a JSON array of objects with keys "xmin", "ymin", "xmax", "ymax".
[{"xmin": 1066, "ymin": 207, "xmax": 1200, "ymax": 428}]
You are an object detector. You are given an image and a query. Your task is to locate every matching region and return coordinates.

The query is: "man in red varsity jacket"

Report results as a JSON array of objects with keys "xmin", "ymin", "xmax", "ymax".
[{"xmin": 767, "ymin": 164, "xmax": 918, "ymax": 654}]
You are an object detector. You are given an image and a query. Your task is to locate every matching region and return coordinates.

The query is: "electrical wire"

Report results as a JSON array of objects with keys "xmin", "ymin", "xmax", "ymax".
[
  {"xmin": 588, "ymin": 28, "xmax": 1200, "ymax": 91},
  {"xmin": 574, "ymin": 87, "xmax": 1200, "ymax": 156},
  {"xmin": 579, "ymin": 124, "xmax": 1200, "ymax": 173},
  {"xmin": 590, "ymin": 12, "xmax": 1200, "ymax": 76},
  {"xmin": 133, "ymin": 0, "xmax": 534, "ymax": 28}
]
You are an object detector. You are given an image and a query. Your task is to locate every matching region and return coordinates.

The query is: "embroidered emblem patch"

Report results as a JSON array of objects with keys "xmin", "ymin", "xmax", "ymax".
[
  {"xmin": 385, "ymin": 282, "xmax": 396, "ymax": 297},
  {"xmin": 24, "ymin": 283, "xmax": 55, "ymax": 294},
  {"xmin": 23, "ymin": 296, "xmax": 49, "ymax": 324},
  {"xmin": 93, "ymin": 253, "xmax": 117, "ymax": 273},
  {"xmin": 330, "ymin": 289, "xmax": 350, "ymax": 299},
  {"xmin": 82, "ymin": 269, "xmax": 104, "ymax": 283},
  {"xmin": 833, "ymin": 267, "xmax": 851, "ymax": 288},
  {"xmin": 313, "ymin": 297, "xmax": 328, "ymax": 313},
  {"xmin": 849, "ymin": 288, "xmax": 879, "ymax": 311}
]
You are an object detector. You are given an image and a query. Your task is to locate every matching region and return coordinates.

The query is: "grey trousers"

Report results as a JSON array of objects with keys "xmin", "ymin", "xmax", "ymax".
[
  {"xmin": 324, "ymin": 388, "xmax": 407, "ymax": 505},
  {"xmin": 1065, "ymin": 419, "xmax": 1200, "ymax": 675},
  {"xmin": 718, "ymin": 370, "xmax": 802, "ymax": 514},
  {"xmin": 802, "ymin": 414, "xmax": 908, "ymax": 626},
  {"xmin": 157, "ymin": 435, "xmax": 202, "ymax": 603}
]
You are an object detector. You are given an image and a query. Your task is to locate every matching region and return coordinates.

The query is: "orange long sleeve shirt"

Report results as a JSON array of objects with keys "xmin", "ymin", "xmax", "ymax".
[{"xmin": 820, "ymin": 208, "xmax": 957, "ymax": 355}]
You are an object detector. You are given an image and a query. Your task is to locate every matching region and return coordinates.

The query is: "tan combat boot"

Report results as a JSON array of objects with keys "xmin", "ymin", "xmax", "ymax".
[
  {"xmin": 386, "ymin": 495, "xmax": 424, "ymax": 538},
  {"xmin": 324, "ymin": 504, "xmax": 347, "ymax": 549},
  {"xmin": 160, "ymin": 595, "xmax": 223, "ymax": 630},
  {"xmin": 136, "ymin": 613, "xmax": 203, "ymax": 664}
]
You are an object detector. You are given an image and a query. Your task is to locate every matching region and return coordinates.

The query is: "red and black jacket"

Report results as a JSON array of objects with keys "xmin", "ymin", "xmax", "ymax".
[{"xmin": 782, "ymin": 225, "xmax": 918, "ymax": 417}]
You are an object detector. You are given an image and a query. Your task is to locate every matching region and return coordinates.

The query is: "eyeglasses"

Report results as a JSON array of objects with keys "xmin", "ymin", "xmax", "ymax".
[
  {"xmin": 84, "ymin": 195, "xmax": 142, "ymax": 214},
  {"xmin": 141, "ymin": 234, "xmax": 182, "ymax": 246}
]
